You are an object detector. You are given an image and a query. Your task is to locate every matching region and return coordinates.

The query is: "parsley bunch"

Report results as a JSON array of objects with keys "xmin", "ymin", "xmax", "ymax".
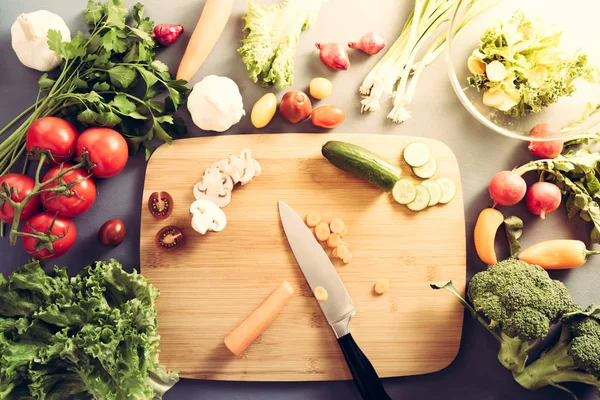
[{"xmin": 0, "ymin": 0, "xmax": 189, "ymax": 175}]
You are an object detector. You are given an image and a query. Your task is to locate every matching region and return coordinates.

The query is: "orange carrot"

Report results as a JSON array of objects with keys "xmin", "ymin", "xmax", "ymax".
[
  {"xmin": 342, "ymin": 253, "xmax": 353, "ymax": 264},
  {"xmin": 327, "ymin": 233, "xmax": 342, "ymax": 248},
  {"xmin": 314, "ymin": 286, "xmax": 328, "ymax": 302},
  {"xmin": 176, "ymin": 0, "xmax": 234, "ymax": 81},
  {"xmin": 518, "ymin": 240, "xmax": 600, "ymax": 269},
  {"xmin": 224, "ymin": 281, "xmax": 294, "ymax": 356},
  {"xmin": 374, "ymin": 279, "xmax": 390, "ymax": 295},
  {"xmin": 332, "ymin": 247, "xmax": 339, "ymax": 259},
  {"xmin": 337, "ymin": 244, "xmax": 349, "ymax": 260},
  {"xmin": 315, "ymin": 222, "xmax": 331, "ymax": 242},
  {"xmin": 330, "ymin": 218, "xmax": 345, "ymax": 234},
  {"xmin": 474, "ymin": 208, "xmax": 504, "ymax": 265},
  {"xmin": 306, "ymin": 212, "xmax": 322, "ymax": 227}
]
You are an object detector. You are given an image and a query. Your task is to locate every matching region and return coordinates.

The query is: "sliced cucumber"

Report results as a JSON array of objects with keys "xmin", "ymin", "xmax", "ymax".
[
  {"xmin": 436, "ymin": 177, "xmax": 457, "ymax": 204},
  {"xmin": 403, "ymin": 142, "xmax": 431, "ymax": 168},
  {"xmin": 406, "ymin": 184, "xmax": 431, "ymax": 211},
  {"xmin": 421, "ymin": 180, "xmax": 443, "ymax": 206},
  {"xmin": 411, "ymin": 157, "xmax": 438, "ymax": 179},
  {"xmin": 392, "ymin": 178, "xmax": 417, "ymax": 205}
]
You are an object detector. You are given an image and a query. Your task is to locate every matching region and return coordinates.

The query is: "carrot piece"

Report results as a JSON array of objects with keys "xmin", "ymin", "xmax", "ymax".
[
  {"xmin": 306, "ymin": 212, "xmax": 322, "ymax": 227},
  {"xmin": 329, "ymin": 218, "xmax": 345, "ymax": 234},
  {"xmin": 224, "ymin": 281, "xmax": 294, "ymax": 356},
  {"xmin": 338, "ymin": 225, "xmax": 348, "ymax": 237},
  {"xmin": 327, "ymin": 233, "xmax": 342, "ymax": 248},
  {"xmin": 315, "ymin": 222, "xmax": 331, "ymax": 242},
  {"xmin": 342, "ymin": 253, "xmax": 353, "ymax": 264},
  {"xmin": 337, "ymin": 244, "xmax": 349, "ymax": 260},
  {"xmin": 314, "ymin": 286, "xmax": 328, "ymax": 302},
  {"xmin": 332, "ymin": 247, "xmax": 339, "ymax": 259},
  {"xmin": 176, "ymin": 0, "xmax": 235, "ymax": 81},
  {"xmin": 374, "ymin": 279, "xmax": 390, "ymax": 295}
]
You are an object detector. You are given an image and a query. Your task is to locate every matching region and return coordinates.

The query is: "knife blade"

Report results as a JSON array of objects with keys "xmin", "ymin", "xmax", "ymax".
[{"xmin": 278, "ymin": 201, "xmax": 391, "ymax": 400}]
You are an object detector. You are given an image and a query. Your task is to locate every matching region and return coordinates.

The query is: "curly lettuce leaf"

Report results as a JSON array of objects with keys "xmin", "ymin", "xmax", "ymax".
[{"xmin": 238, "ymin": 0, "xmax": 321, "ymax": 88}]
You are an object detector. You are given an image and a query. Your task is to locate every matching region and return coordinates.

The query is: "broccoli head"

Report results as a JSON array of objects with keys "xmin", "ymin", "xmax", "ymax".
[
  {"xmin": 513, "ymin": 305, "xmax": 600, "ymax": 398},
  {"xmin": 432, "ymin": 259, "xmax": 576, "ymax": 373}
]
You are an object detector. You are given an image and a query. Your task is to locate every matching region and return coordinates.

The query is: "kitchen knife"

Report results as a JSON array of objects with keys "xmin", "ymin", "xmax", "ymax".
[{"xmin": 278, "ymin": 201, "xmax": 392, "ymax": 400}]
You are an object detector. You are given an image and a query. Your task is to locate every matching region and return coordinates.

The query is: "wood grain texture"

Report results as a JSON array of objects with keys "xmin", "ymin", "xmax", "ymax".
[{"xmin": 140, "ymin": 133, "xmax": 466, "ymax": 381}]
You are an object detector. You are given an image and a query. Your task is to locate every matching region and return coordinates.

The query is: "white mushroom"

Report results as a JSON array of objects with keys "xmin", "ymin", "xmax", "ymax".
[
  {"xmin": 190, "ymin": 199, "xmax": 227, "ymax": 234},
  {"xmin": 193, "ymin": 166, "xmax": 234, "ymax": 208},
  {"xmin": 239, "ymin": 149, "xmax": 262, "ymax": 185},
  {"xmin": 214, "ymin": 155, "xmax": 246, "ymax": 185}
]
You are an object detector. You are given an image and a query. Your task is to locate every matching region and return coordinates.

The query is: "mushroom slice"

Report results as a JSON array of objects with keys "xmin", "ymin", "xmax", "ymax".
[
  {"xmin": 239, "ymin": 149, "xmax": 262, "ymax": 185},
  {"xmin": 214, "ymin": 155, "xmax": 245, "ymax": 185},
  {"xmin": 193, "ymin": 166, "xmax": 233, "ymax": 207},
  {"xmin": 190, "ymin": 199, "xmax": 227, "ymax": 235}
]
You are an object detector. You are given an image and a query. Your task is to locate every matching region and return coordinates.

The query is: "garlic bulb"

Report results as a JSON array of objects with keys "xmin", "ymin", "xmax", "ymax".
[
  {"xmin": 11, "ymin": 10, "xmax": 71, "ymax": 72},
  {"xmin": 187, "ymin": 75, "xmax": 245, "ymax": 132}
]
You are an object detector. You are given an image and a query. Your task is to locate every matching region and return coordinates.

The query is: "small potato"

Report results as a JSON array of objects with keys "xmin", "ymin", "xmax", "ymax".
[
  {"xmin": 309, "ymin": 77, "xmax": 333, "ymax": 100},
  {"xmin": 251, "ymin": 93, "xmax": 277, "ymax": 128}
]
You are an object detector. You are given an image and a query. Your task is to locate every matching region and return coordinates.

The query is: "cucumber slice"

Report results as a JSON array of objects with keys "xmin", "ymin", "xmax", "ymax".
[
  {"xmin": 392, "ymin": 178, "xmax": 417, "ymax": 205},
  {"xmin": 403, "ymin": 142, "xmax": 431, "ymax": 168},
  {"xmin": 421, "ymin": 180, "xmax": 443, "ymax": 206},
  {"xmin": 406, "ymin": 184, "xmax": 431, "ymax": 211},
  {"xmin": 436, "ymin": 177, "xmax": 457, "ymax": 204},
  {"xmin": 411, "ymin": 157, "xmax": 438, "ymax": 179}
]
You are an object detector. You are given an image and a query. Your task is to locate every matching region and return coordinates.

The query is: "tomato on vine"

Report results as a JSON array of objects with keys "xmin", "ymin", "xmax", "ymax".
[
  {"xmin": 40, "ymin": 164, "xmax": 97, "ymax": 217},
  {"xmin": 0, "ymin": 173, "xmax": 40, "ymax": 223},
  {"xmin": 21, "ymin": 212, "xmax": 77, "ymax": 261},
  {"xmin": 25, "ymin": 117, "xmax": 79, "ymax": 163}
]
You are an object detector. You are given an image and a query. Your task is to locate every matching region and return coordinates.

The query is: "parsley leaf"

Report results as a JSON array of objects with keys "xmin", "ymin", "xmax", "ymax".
[
  {"xmin": 111, "ymin": 94, "xmax": 136, "ymax": 114},
  {"xmin": 106, "ymin": 0, "xmax": 128, "ymax": 28},
  {"xmin": 102, "ymin": 28, "xmax": 128, "ymax": 53},
  {"xmin": 46, "ymin": 30, "xmax": 64, "ymax": 57},
  {"xmin": 38, "ymin": 74, "xmax": 56, "ymax": 92},
  {"xmin": 84, "ymin": 0, "xmax": 106, "ymax": 26},
  {"xmin": 107, "ymin": 66, "xmax": 137, "ymax": 89}
]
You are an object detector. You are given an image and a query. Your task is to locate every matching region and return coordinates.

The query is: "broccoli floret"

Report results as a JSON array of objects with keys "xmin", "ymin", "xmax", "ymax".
[
  {"xmin": 513, "ymin": 305, "xmax": 600, "ymax": 397},
  {"xmin": 432, "ymin": 259, "xmax": 576, "ymax": 373}
]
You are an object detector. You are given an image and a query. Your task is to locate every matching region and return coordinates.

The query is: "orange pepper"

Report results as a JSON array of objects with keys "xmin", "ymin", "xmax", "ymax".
[
  {"xmin": 474, "ymin": 208, "xmax": 504, "ymax": 265},
  {"xmin": 518, "ymin": 240, "xmax": 600, "ymax": 269}
]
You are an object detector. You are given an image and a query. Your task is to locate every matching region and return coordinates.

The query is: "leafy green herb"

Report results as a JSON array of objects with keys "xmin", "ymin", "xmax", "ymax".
[
  {"xmin": 0, "ymin": 0, "xmax": 190, "ymax": 174},
  {"xmin": 0, "ymin": 258, "xmax": 178, "ymax": 399}
]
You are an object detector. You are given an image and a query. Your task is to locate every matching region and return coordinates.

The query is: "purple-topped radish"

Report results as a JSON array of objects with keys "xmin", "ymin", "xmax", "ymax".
[
  {"xmin": 525, "ymin": 182, "xmax": 562, "ymax": 219},
  {"xmin": 488, "ymin": 171, "xmax": 527, "ymax": 207},
  {"xmin": 528, "ymin": 123, "xmax": 564, "ymax": 159}
]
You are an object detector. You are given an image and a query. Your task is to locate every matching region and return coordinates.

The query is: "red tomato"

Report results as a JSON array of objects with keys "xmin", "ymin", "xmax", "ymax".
[
  {"xmin": 39, "ymin": 164, "xmax": 97, "ymax": 217},
  {"xmin": 26, "ymin": 117, "xmax": 79, "ymax": 164},
  {"xmin": 76, "ymin": 128, "xmax": 128, "ymax": 178},
  {"xmin": 22, "ymin": 212, "xmax": 77, "ymax": 260},
  {"xmin": 0, "ymin": 173, "xmax": 40, "ymax": 223},
  {"xmin": 311, "ymin": 106, "xmax": 346, "ymax": 129}
]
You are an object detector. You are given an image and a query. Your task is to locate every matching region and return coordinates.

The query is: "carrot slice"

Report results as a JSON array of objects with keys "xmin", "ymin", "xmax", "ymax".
[
  {"xmin": 327, "ymin": 233, "xmax": 342, "ymax": 248},
  {"xmin": 374, "ymin": 279, "xmax": 390, "ymax": 295},
  {"xmin": 315, "ymin": 222, "xmax": 331, "ymax": 242},
  {"xmin": 337, "ymin": 244, "xmax": 349, "ymax": 260},
  {"xmin": 314, "ymin": 286, "xmax": 328, "ymax": 302},
  {"xmin": 338, "ymin": 225, "xmax": 348, "ymax": 237},
  {"xmin": 224, "ymin": 281, "xmax": 294, "ymax": 356},
  {"xmin": 332, "ymin": 247, "xmax": 339, "ymax": 259},
  {"xmin": 330, "ymin": 218, "xmax": 345, "ymax": 234},
  {"xmin": 342, "ymin": 253, "xmax": 353, "ymax": 264},
  {"xmin": 306, "ymin": 212, "xmax": 322, "ymax": 227}
]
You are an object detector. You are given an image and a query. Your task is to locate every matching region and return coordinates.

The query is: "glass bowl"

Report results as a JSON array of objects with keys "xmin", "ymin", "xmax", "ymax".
[{"xmin": 446, "ymin": 0, "xmax": 600, "ymax": 141}]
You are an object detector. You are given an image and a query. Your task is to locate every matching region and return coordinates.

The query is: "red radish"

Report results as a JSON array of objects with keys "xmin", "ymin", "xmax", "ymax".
[
  {"xmin": 528, "ymin": 123, "xmax": 563, "ymax": 159},
  {"xmin": 151, "ymin": 24, "xmax": 184, "ymax": 46},
  {"xmin": 488, "ymin": 171, "xmax": 527, "ymax": 207},
  {"xmin": 348, "ymin": 32, "xmax": 387, "ymax": 55},
  {"xmin": 525, "ymin": 182, "xmax": 562, "ymax": 219},
  {"xmin": 316, "ymin": 42, "xmax": 350, "ymax": 71}
]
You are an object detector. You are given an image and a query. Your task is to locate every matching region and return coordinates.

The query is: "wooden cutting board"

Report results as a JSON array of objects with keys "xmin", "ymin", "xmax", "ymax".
[{"xmin": 140, "ymin": 133, "xmax": 466, "ymax": 381}]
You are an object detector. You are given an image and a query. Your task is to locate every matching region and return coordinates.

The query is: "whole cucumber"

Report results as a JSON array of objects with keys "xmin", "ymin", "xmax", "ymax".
[{"xmin": 322, "ymin": 141, "xmax": 401, "ymax": 191}]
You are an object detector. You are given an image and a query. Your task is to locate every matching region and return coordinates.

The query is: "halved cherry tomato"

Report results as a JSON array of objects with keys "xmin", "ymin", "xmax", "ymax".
[
  {"xmin": 0, "ymin": 173, "xmax": 40, "ymax": 223},
  {"xmin": 22, "ymin": 212, "xmax": 77, "ymax": 260},
  {"xmin": 148, "ymin": 192, "xmax": 173, "ymax": 220},
  {"xmin": 311, "ymin": 106, "xmax": 346, "ymax": 129},
  {"xmin": 155, "ymin": 225, "xmax": 185, "ymax": 252},
  {"xmin": 98, "ymin": 219, "xmax": 126, "ymax": 247},
  {"xmin": 26, "ymin": 117, "xmax": 79, "ymax": 163},
  {"xmin": 76, "ymin": 127, "xmax": 128, "ymax": 178},
  {"xmin": 39, "ymin": 164, "xmax": 97, "ymax": 217}
]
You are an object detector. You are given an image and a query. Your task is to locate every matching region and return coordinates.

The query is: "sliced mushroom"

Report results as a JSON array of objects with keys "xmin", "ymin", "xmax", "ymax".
[
  {"xmin": 190, "ymin": 199, "xmax": 227, "ymax": 235},
  {"xmin": 193, "ymin": 166, "xmax": 234, "ymax": 207},
  {"xmin": 239, "ymin": 149, "xmax": 262, "ymax": 185},
  {"xmin": 214, "ymin": 155, "xmax": 246, "ymax": 185}
]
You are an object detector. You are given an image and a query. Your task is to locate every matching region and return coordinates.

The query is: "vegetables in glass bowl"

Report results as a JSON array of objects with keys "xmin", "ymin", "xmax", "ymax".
[{"xmin": 447, "ymin": 0, "xmax": 600, "ymax": 141}]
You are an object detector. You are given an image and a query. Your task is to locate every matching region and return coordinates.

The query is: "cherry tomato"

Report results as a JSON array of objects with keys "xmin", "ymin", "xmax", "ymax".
[
  {"xmin": 155, "ymin": 226, "xmax": 185, "ymax": 252},
  {"xmin": 26, "ymin": 117, "xmax": 79, "ymax": 164},
  {"xmin": 280, "ymin": 90, "xmax": 312, "ymax": 123},
  {"xmin": 0, "ymin": 173, "xmax": 40, "ymax": 223},
  {"xmin": 98, "ymin": 219, "xmax": 126, "ymax": 247},
  {"xmin": 311, "ymin": 106, "xmax": 346, "ymax": 129},
  {"xmin": 148, "ymin": 191, "xmax": 173, "ymax": 220},
  {"xmin": 76, "ymin": 127, "xmax": 128, "ymax": 178},
  {"xmin": 22, "ymin": 212, "xmax": 76, "ymax": 260},
  {"xmin": 39, "ymin": 164, "xmax": 97, "ymax": 217}
]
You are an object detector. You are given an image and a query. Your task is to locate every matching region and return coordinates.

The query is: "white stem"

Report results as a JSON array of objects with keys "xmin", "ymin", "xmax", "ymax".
[{"xmin": 18, "ymin": 14, "xmax": 38, "ymax": 41}]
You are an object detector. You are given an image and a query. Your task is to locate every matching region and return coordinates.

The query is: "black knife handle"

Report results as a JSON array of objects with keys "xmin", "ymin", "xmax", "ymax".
[{"xmin": 337, "ymin": 333, "xmax": 392, "ymax": 400}]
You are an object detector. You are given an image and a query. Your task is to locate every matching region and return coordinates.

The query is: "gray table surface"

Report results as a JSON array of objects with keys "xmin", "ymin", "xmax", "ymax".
[{"xmin": 1, "ymin": 1, "xmax": 599, "ymax": 399}]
